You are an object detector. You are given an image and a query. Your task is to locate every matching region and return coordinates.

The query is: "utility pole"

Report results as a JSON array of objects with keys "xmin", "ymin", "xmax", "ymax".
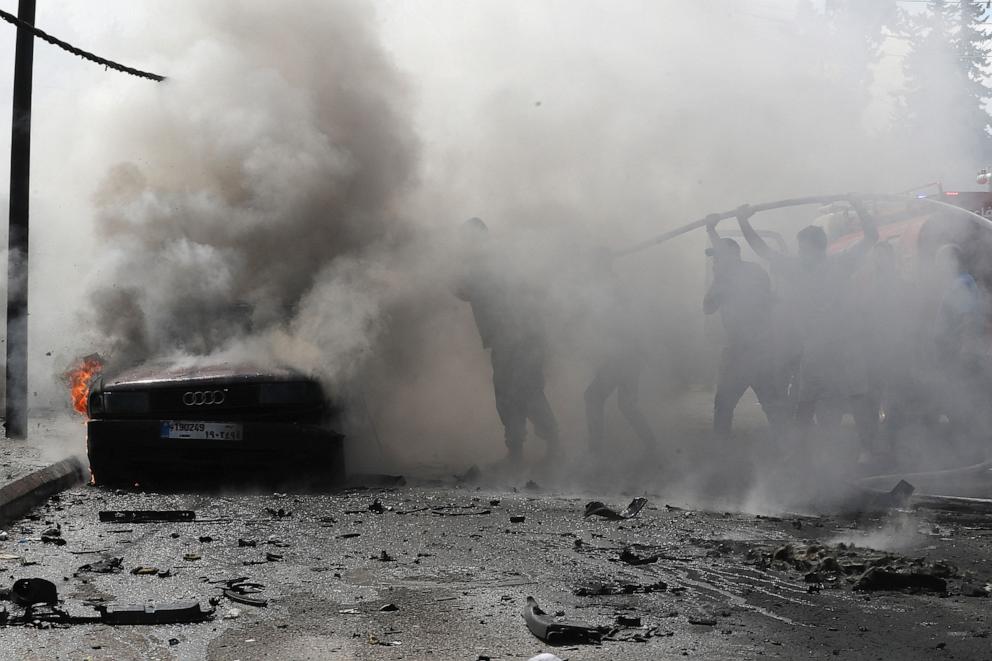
[{"xmin": 5, "ymin": 0, "xmax": 36, "ymax": 440}]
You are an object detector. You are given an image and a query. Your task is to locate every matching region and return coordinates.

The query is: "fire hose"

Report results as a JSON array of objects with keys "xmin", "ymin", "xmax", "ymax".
[
  {"xmin": 857, "ymin": 459, "xmax": 992, "ymax": 512},
  {"xmin": 615, "ymin": 191, "xmax": 992, "ymax": 258}
]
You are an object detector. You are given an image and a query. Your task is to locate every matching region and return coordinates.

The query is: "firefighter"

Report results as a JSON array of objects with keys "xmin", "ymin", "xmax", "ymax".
[
  {"xmin": 455, "ymin": 218, "xmax": 560, "ymax": 467},
  {"xmin": 583, "ymin": 248, "xmax": 658, "ymax": 457},
  {"xmin": 736, "ymin": 200, "xmax": 879, "ymax": 461},
  {"xmin": 704, "ymin": 217, "xmax": 786, "ymax": 436}
]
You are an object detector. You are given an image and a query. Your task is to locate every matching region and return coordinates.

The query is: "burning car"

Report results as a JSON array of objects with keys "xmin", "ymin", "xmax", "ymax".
[{"xmin": 82, "ymin": 361, "xmax": 345, "ymax": 489}]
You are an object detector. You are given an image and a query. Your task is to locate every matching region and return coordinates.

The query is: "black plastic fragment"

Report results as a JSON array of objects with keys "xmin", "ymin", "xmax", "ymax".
[
  {"xmin": 96, "ymin": 600, "xmax": 212, "ymax": 624},
  {"xmin": 522, "ymin": 596, "xmax": 605, "ymax": 645},
  {"xmin": 99, "ymin": 510, "xmax": 196, "ymax": 523}
]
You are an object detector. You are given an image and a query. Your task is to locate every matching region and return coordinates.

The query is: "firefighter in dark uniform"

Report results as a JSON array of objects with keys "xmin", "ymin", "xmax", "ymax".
[
  {"xmin": 704, "ymin": 217, "xmax": 786, "ymax": 436},
  {"xmin": 583, "ymin": 248, "xmax": 658, "ymax": 457},
  {"xmin": 455, "ymin": 218, "xmax": 560, "ymax": 467}
]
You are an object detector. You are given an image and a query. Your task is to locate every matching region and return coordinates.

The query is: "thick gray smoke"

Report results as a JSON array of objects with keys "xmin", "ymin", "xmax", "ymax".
[
  {"xmin": 8, "ymin": 1, "xmax": 987, "ymax": 509},
  {"xmin": 79, "ymin": 0, "xmax": 418, "ymax": 378}
]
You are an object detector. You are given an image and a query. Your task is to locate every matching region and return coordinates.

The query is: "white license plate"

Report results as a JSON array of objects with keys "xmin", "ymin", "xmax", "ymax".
[{"xmin": 160, "ymin": 421, "xmax": 243, "ymax": 441}]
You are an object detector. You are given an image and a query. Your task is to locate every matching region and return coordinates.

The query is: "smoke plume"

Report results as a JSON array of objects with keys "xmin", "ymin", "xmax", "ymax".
[{"xmin": 8, "ymin": 0, "xmax": 988, "ymax": 507}]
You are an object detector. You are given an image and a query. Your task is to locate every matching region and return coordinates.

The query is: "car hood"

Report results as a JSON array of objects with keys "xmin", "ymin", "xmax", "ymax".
[{"xmin": 103, "ymin": 361, "xmax": 311, "ymax": 389}]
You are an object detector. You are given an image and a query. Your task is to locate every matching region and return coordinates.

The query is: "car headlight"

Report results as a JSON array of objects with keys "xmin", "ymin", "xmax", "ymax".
[{"xmin": 103, "ymin": 391, "xmax": 150, "ymax": 415}]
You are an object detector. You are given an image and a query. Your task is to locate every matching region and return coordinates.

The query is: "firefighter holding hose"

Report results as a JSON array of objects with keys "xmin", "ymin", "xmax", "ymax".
[{"xmin": 704, "ymin": 216, "xmax": 786, "ymax": 437}]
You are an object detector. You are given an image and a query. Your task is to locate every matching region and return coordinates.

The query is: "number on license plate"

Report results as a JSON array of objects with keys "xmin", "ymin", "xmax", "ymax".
[{"xmin": 160, "ymin": 421, "xmax": 243, "ymax": 441}]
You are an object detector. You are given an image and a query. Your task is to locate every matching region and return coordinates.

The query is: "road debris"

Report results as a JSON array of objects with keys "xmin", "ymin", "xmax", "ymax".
[
  {"xmin": 347, "ymin": 499, "xmax": 388, "ymax": 515},
  {"xmin": 223, "ymin": 589, "xmax": 268, "ymax": 608},
  {"xmin": 510, "ymin": 515, "xmax": 526, "ymax": 523},
  {"xmin": 584, "ymin": 497, "xmax": 649, "ymax": 520},
  {"xmin": 76, "ymin": 556, "xmax": 123, "ymax": 574},
  {"xmin": 522, "ymin": 596, "xmax": 606, "ymax": 645},
  {"xmin": 129, "ymin": 566, "xmax": 161, "ymax": 575},
  {"xmin": 6, "ymin": 578, "xmax": 59, "ymax": 607},
  {"xmin": 96, "ymin": 600, "xmax": 212, "ymax": 625},
  {"xmin": 854, "ymin": 568, "xmax": 947, "ymax": 593},
  {"xmin": 746, "ymin": 541, "xmax": 982, "ymax": 594},
  {"xmin": 265, "ymin": 507, "xmax": 293, "ymax": 519},
  {"xmin": 619, "ymin": 547, "xmax": 659, "ymax": 565},
  {"xmin": 40, "ymin": 527, "xmax": 65, "ymax": 545},
  {"xmin": 379, "ymin": 603, "xmax": 399, "ymax": 612},
  {"xmin": 99, "ymin": 510, "xmax": 196, "ymax": 523},
  {"xmin": 431, "ymin": 507, "xmax": 491, "ymax": 517},
  {"xmin": 574, "ymin": 580, "xmax": 668, "ymax": 596},
  {"xmin": 848, "ymin": 480, "xmax": 916, "ymax": 512}
]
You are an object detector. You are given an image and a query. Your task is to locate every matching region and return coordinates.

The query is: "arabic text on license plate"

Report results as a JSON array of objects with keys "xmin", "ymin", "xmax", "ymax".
[{"xmin": 160, "ymin": 421, "xmax": 243, "ymax": 441}]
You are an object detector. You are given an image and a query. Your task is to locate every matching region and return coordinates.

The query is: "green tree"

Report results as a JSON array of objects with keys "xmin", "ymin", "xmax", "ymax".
[{"xmin": 893, "ymin": 1, "xmax": 992, "ymax": 170}]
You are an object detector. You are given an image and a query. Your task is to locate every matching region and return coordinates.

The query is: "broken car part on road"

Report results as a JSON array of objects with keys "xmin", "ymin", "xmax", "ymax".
[
  {"xmin": 522, "ymin": 596, "xmax": 607, "ymax": 645},
  {"xmin": 0, "ymin": 577, "xmax": 213, "ymax": 626},
  {"xmin": 584, "ymin": 497, "xmax": 648, "ymax": 520},
  {"xmin": 99, "ymin": 510, "xmax": 196, "ymax": 523}
]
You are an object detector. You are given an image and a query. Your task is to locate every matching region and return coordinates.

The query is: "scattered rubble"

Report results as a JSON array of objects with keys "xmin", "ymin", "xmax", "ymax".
[{"xmin": 747, "ymin": 541, "xmax": 983, "ymax": 595}]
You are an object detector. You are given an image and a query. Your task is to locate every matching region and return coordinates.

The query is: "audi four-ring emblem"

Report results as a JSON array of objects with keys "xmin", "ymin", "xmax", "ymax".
[{"xmin": 182, "ymin": 390, "xmax": 226, "ymax": 406}]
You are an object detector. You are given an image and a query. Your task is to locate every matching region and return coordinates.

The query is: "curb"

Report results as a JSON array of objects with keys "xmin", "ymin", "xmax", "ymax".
[{"xmin": 0, "ymin": 456, "xmax": 86, "ymax": 525}]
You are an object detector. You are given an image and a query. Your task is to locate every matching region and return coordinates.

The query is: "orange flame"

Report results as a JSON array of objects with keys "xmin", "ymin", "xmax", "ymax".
[{"xmin": 67, "ymin": 355, "xmax": 103, "ymax": 416}]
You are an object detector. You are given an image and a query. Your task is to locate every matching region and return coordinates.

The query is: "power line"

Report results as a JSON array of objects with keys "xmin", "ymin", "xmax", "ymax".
[{"xmin": 0, "ymin": 7, "xmax": 165, "ymax": 82}]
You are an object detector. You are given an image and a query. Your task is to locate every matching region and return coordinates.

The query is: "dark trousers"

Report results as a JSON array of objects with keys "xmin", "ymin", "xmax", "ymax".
[
  {"xmin": 714, "ymin": 344, "xmax": 786, "ymax": 436},
  {"xmin": 585, "ymin": 353, "xmax": 656, "ymax": 452},
  {"xmin": 491, "ymin": 341, "xmax": 559, "ymax": 452}
]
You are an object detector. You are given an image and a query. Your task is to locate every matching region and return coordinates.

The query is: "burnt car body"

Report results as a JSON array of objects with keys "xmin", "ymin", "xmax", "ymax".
[{"xmin": 86, "ymin": 362, "xmax": 344, "ymax": 489}]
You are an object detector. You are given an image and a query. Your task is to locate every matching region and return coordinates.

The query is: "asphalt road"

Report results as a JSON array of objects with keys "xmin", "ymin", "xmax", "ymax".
[{"xmin": 0, "ymin": 475, "xmax": 990, "ymax": 661}]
